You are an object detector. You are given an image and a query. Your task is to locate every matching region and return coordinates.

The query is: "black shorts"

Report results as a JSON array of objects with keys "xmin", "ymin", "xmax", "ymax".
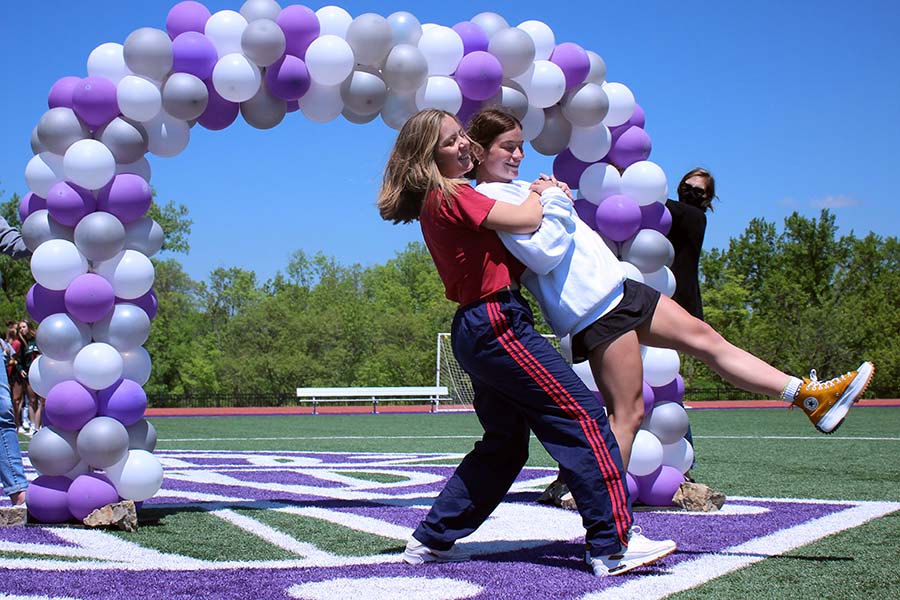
[{"xmin": 571, "ymin": 279, "xmax": 661, "ymax": 363}]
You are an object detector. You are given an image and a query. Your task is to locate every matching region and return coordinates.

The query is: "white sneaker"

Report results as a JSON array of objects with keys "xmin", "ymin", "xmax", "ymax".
[
  {"xmin": 402, "ymin": 536, "xmax": 468, "ymax": 565},
  {"xmin": 587, "ymin": 527, "xmax": 676, "ymax": 577}
]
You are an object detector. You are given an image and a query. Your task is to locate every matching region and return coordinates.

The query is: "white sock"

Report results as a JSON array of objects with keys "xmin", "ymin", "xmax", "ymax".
[{"xmin": 781, "ymin": 377, "xmax": 803, "ymax": 401}]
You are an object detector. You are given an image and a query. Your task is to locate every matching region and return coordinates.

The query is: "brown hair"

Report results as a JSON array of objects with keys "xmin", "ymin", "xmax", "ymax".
[
  {"xmin": 377, "ymin": 109, "xmax": 473, "ymax": 224},
  {"xmin": 466, "ymin": 107, "xmax": 522, "ymax": 167},
  {"xmin": 677, "ymin": 168, "xmax": 717, "ymax": 212}
]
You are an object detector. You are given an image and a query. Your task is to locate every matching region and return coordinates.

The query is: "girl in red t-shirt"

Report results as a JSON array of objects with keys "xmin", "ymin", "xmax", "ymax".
[{"xmin": 377, "ymin": 109, "xmax": 674, "ymax": 577}]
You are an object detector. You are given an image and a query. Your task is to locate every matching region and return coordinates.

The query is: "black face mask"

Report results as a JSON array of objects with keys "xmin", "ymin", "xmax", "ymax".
[{"xmin": 678, "ymin": 185, "xmax": 708, "ymax": 208}]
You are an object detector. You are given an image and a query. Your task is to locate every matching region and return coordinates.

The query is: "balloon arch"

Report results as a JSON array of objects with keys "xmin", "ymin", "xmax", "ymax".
[{"xmin": 20, "ymin": 1, "xmax": 688, "ymax": 522}]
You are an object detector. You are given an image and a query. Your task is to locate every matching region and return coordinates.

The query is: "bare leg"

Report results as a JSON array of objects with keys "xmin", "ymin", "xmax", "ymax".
[
  {"xmin": 27, "ymin": 384, "xmax": 42, "ymax": 430},
  {"xmin": 588, "ymin": 331, "xmax": 645, "ymax": 469},
  {"xmin": 11, "ymin": 380, "xmax": 24, "ymax": 429},
  {"xmin": 637, "ymin": 295, "xmax": 791, "ymax": 397},
  {"xmin": 9, "ymin": 491, "xmax": 26, "ymax": 505}
]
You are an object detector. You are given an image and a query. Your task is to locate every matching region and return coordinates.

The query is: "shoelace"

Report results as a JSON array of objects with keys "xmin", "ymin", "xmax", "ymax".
[
  {"xmin": 628, "ymin": 525, "xmax": 644, "ymax": 540},
  {"xmin": 804, "ymin": 369, "xmax": 852, "ymax": 392}
]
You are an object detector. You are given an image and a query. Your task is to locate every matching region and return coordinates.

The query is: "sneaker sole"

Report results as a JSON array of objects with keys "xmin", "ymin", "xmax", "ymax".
[
  {"xmin": 598, "ymin": 544, "xmax": 677, "ymax": 577},
  {"xmin": 816, "ymin": 362, "xmax": 875, "ymax": 434}
]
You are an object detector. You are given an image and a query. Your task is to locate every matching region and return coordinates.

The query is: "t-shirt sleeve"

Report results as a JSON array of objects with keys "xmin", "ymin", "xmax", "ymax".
[{"xmin": 452, "ymin": 184, "xmax": 496, "ymax": 230}]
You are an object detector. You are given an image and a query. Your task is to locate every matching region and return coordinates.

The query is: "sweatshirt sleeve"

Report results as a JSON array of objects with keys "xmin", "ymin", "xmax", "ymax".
[
  {"xmin": 497, "ymin": 187, "xmax": 576, "ymax": 275},
  {"xmin": 0, "ymin": 216, "xmax": 30, "ymax": 260}
]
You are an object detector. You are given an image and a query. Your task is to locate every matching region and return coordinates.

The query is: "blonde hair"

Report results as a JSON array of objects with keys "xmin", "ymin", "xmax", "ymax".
[{"xmin": 378, "ymin": 109, "xmax": 468, "ymax": 224}]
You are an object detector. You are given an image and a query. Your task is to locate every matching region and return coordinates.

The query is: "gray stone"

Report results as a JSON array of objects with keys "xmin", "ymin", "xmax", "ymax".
[
  {"xmin": 83, "ymin": 500, "xmax": 139, "ymax": 532},
  {"xmin": 0, "ymin": 506, "xmax": 27, "ymax": 526},
  {"xmin": 536, "ymin": 477, "xmax": 579, "ymax": 511},
  {"xmin": 672, "ymin": 481, "xmax": 726, "ymax": 512}
]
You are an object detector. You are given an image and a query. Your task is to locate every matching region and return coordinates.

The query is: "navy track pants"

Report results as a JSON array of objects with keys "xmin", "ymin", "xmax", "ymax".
[{"xmin": 413, "ymin": 291, "xmax": 633, "ymax": 557}]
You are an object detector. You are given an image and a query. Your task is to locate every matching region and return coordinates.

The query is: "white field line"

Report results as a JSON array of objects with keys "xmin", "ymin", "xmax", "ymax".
[{"xmin": 156, "ymin": 434, "xmax": 900, "ymax": 443}]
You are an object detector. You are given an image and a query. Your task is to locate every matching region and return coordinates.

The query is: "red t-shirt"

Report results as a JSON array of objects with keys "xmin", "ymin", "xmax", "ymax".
[{"xmin": 420, "ymin": 184, "xmax": 525, "ymax": 305}]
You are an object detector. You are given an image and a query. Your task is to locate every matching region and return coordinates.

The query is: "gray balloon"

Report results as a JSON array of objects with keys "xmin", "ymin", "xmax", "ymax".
[
  {"xmin": 382, "ymin": 44, "xmax": 428, "ymax": 95},
  {"xmin": 27, "ymin": 426, "xmax": 80, "ymax": 476},
  {"xmin": 96, "ymin": 117, "xmax": 149, "ymax": 164},
  {"xmin": 622, "ymin": 229, "xmax": 675, "ymax": 273},
  {"xmin": 76, "ymin": 416, "xmax": 129, "ymax": 469},
  {"xmin": 342, "ymin": 107, "xmax": 379, "ymax": 124},
  {"xmin": 124, "ymin": 217, "xmax": 164, "ymax": 257},
  {"xmin": 162, "ymin": 72, "xmax": 209, "ymax": 121},
  {"xmin": 240, "ymin": 84, "xmax": 286, "ymax": 129},
  {"xmin": 74, "ymin": 211, "xmax": 126, "ymax": 262},
  {"xmin": 240, "ymin": 0, "xmax": 282, "ymax": 22},
  {"xmin": 36, "ymin": 313, "xmax": 91, "ymax": 362},
  {"xmin": 36, "ymin": 108, "xmax": 91, "ymax": 155},
  {"xmin": 91, "ymin": 303, "xmax": 151, "ymax": 351},
  {"xmin": 585, "ymin": 51, "xmax": 607, "ymax": 85},
  {"xmin": 124, "ymin": 27, "xmax": 174, "ymax": 81},
  {"xmin": 531, "ymin": 106, "xmax": 572, "ymax": 156},
  {"xmin": 381, "ymin": 92, "xmax": 417, "ymax": 130},
  {"xmin": 561, "ymin": 83, "xmax": 609, "ymax": 127},
  {"xmin": 22, "ymin": 209, "xmax": 75, "ymax": 251},
  {"xmin": 340, "ymin": 68, "xmax": 387, "ymax": 116},
  {"xmin": 241, "ymin": 18, "xmax": 286, "ymax": 66},
  {"xmin": 485, "ymin": 80, "xmax": 529, "ymax": 120},
  {"xmin": 31, "ymin": 126, "xmax": 47, "ymax": 154},
  {"xmin": 471, "ymin": 12, "xmax": 509, "ymax": 39},
  {"xmin": 126, "ymin": 418, "xmax": 157, "ymax": 452},
  {"xmin": 488, "ymin": 27, "xmax": 536, "ymax": 78},
  {"xmin": 387, "ymin": 11, "xmax": 422, "ymax": 45},
  {"xmin": 346, "ymin": 13, "xmax": 393, "ymax": 67}
]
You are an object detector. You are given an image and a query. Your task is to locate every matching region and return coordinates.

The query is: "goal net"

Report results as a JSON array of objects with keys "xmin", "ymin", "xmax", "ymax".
[{"xmin": 435, "ymin": 332, "xmax": 560, "ymax": 406}]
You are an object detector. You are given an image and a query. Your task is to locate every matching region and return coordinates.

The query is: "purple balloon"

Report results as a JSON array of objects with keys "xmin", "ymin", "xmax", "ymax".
[
  {"xmin": 121, "ymin": 288, "xmax": 158, "ymax": 320},
  {"xmin": 455, "ymin": 51, "xmax": 503, "ymax": 101},
  {"xmin": 27, "ymin": 284, "xmax": 67, "ymax": 323},
  {"xmin": 98, "ymin": 379, "xmax": 148, "ymax": 426},
  {"xmin": 46, "ymin": 182, "xmax": 97, "ymax": 227},
  {"xmin": 573, "ymin": 198, "xmax": 598, "ymax": 230},
  {"xmin": 65, "ymin": 273, "xmax": 116, "ymax": 323},
  {"xmin": 452, "ymin": 21, "xmax": 489, "ymax": 54},
  {"xmin": 286, "ymin": 99, "xmax": 300, "ymax": 113},
  {"xmin": 456, "ymin": 96, "xmax": 482, "ymax": 127},
  {"xmin": 652, "ymin": 374, "xmax": 685, "ymax": 405},
  {"xmin": 266, "ymin": 55, "xmax": 311, "ymax": 101},
  {"xmin": 72, "ymin": 76, "xmax": 119, "ymax": 129},
  {"xmin": 19, "ymin": 192, "xmax": 48, "ymax": 222},
  {"xmin": 97, "ymin": 174, "xmax": 152, "ymax": 223},
  {"xmin": 550, "ymin": 42, "xmax": 591, "ymax": 90},
  {"xmin": 626, "ymin": 472, "xmax": 638, "ymax": 501},
  {"xmin": 68, "ymin": 473, "xmax": 120, "ymax": 520},
  {"xmin": 277, "ymin": 5, "xmax": 320, "ymax": 59},
  {"xmin": 197, "ymin": 79, "xmax": 240, "ymax": 130},
  {"xmin": 166, "ymin": 1, "xmax": 211, "ymax": 40},
  {"xmin": 637, "ymin": 465, "xmax": 685, "ymax": 506},
  {"xmin": 640, "ymin": 202, "xmax": 672, "ymax": 235},
  {"xmin": 606, "ymin": 126, "xmax": 652, "ymax": 169},
  {"xmin": 27, "ymin": 475, "xmax": 73, "ymax": 524},
  {"xmin": 552, "ymin": 149, "xmax": 591, "ymax": 189},
  {"xmin": 48, "ymin": 76, "xmax": 82, "ymax": 110},
  {"xmin": 46, "ymin": 380, "xmax": 99, "ymax": 431},
  {"xmin": 595, "ymin": 194, "xmax": 642, "ymax": 242},
  {"xmin": 172, "ymin": 31, "xmax": 218, "ymax": 80},
  {"xmin": 642, "ymin": 380, "xmax": 656, "ymax": 417}
]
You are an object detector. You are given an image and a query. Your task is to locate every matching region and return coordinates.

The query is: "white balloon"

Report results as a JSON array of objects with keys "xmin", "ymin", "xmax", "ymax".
[
  {"xmin": 520, "ymin": 103, "xmax": 545, "ymax": 141},
  {"xmin": 144, "ymin": 110, "xmax": 190, "ymax": 158},
  {"xmin": 299, "ymin": 82, "xmax": 344, "ymax": 123},
  {"xmin": 569, "ymin": 123, "xmax": 612, "ymax": 163},
  {"xmin": 87, "ymin": 42, "xmax": 132, "ymax": 84},
  {"xmin": 117, "ymin": 75, "xmax": 162, "ymax": 122},
  {"xmin": 643, "ymin": 266, "xmax": 676, "ymax": 297},
  {"xmin": 205, "ymin": 10, "xmax": 248, "ymax": 56},
  {"xmin": 63, "ymin": 140, "xmax": 116, "ymax": 190},
  {"xmin": 315, "ymin": 5, "xmax": 353, "ymax": 38},
  {"xmin": 602, "ymin": 82, "xmax": 636, "ymax": 127},
  {"xmin": 105, "ymin": 449, "xmax": 163, "ymax": 501},
  {"xmin": 417, "ymin": 25, "xmax": 464, "ymax": 76},
  {"xmin": 414, "ymin": 76, "xmax": 462, "ymax": 113},
  {"xmin": 648, "ymin": 401, "xmax": 690, "ymax": 445},
  {"xmin": 212, "ymin": 53, "xmax": 262, "ymax": 103},
  {"xmin": 73, "ymin": 342, "xmax": 124, "ymax": 390},
  {"xmin": 629, "ymin": 429, "xmax": 663, "ymax": 476},
  {"xmin": 305, "ymin": 35, "xmax": 354, "ymax": 86},
  {"xmin": 619, "ymin": 260, "xmax": 644, "ymax": 283},
  {"xmin": 621, "ymin": 161, "xmax": 668, "ymax": 206},
  {"xmin": 641, "ymin": 346, "xmax": 681, "ymax": 387},
  {"xmin": 31, "ymin": 239, "xmax": 88, "ymax": 291},
  {"xmin": 571, "ymin": 360, "xmax": 598, "ymax": 392},
  {"xmin": 661, "ymin": 438, "xmax": 694, "ymax": 474},
  {"xmin": 29, "ymin": 355, "xmax": 76, "ymax": 398},
  {"xmin": 519, "ymin": 60, "xmax": 566, "ymax": 108},
  {"xmin": 517, "ymin": 20, "xmax": 555, "ymax": 61},
  {"xmin": 96, "ymin": 250, "xmax": 155, "ymax": 299},
  {"xmin": 120, "ymin": 346, "xmax": 152, "ymax": 385},
  {"xmin": 25, "ymin": 152, "xmax": 65, "ymax": 198},
  {"xmin": 579, "ymin": 163, "xmax": 622, "ymax": 205}
]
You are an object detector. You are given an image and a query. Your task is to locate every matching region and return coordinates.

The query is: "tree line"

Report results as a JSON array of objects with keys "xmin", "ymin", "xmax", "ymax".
[{"xmin": 0, "ymin": 188, "xmax": 896, "ymax": 399}]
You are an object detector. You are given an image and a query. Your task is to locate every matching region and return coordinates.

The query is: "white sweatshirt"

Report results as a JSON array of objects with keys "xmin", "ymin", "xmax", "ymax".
[{"xmin": 477, "ymin": 180, "xmax": 626, "ymax": 338}]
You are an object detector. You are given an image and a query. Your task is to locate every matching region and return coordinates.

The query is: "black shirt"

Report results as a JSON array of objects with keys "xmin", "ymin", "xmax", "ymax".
[{"xmin": 665, "ymin": 199, "xmax": 707, "ymax": 320}]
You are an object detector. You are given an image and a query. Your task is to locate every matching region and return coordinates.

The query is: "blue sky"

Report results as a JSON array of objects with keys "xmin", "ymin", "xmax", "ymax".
[{"xmin": 3, "ymin": 1, "xmax": 899, "ymax": 284}]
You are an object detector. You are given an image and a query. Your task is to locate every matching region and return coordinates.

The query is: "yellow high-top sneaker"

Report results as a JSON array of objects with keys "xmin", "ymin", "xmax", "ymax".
[{"xmin": 792, "ymin": 362, "xmax": 875, "ymax": 433}]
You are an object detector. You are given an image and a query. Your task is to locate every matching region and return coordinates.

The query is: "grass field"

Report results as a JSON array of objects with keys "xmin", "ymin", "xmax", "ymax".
[{"xmin": 6, "ymin": 406, "xmax": 900, "ymax": 599}]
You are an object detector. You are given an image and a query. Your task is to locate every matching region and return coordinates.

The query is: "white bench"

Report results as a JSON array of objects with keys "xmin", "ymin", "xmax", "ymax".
[{"xmin": 295, "ymin": 386, "xmax": 450, "ymax": 414}]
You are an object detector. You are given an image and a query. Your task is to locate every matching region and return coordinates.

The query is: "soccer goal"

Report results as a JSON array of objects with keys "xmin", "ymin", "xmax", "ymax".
[{"xmin": 435, "ymin": 332, "xmax": 560, "ymax": 407}]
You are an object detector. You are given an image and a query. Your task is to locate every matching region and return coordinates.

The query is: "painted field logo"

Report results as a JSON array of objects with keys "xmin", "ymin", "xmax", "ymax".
[{"xmin": 1, "ymin": 450, "xmax": 897, "ymax": 600}]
